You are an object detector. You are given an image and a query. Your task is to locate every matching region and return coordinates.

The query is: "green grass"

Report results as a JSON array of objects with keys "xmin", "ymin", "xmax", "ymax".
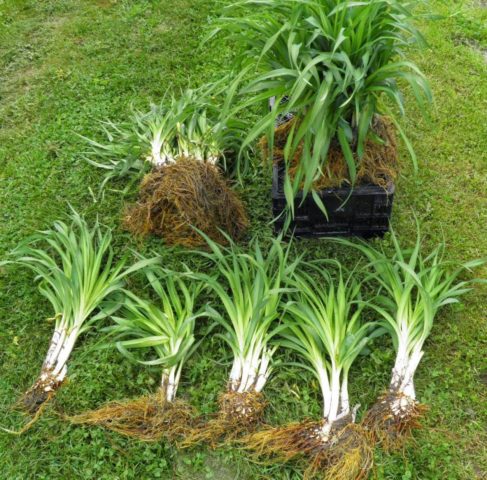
[{"xmin": 0, "ymin": 0, "xmax": 486, "ymax": 478}]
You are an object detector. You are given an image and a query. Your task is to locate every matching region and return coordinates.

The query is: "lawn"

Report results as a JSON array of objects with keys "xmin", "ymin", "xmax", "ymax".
[{"xmin": 0, "ymin": 0, "xmax": 486, "ymax": 479}]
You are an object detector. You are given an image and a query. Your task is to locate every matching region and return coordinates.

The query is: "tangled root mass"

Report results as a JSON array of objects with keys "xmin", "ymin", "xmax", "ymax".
[
  {"xmin": 124, "ymin": 158, "xmax": 248, "ymax": 247},
  {"xmin": 363, "ymin": 391, "xmax": 427, "ymax": 450},
  {"xmin": 243, "ymin": 420, "xmax": 373, "ymax": 480},
  {"xmin": 181, "ymin": 390, "xmax": 266, "ymax": 448},
  {"xmin": 261, "ymin": 115, "xmax": 397, "ymax": 189},
  {"xmin": 69, "ymin": 389, "xmax": 194, "ymax": 442},
  {"xmin": 309, "ymin": 425, "xmax": 373, "ymax": 480}
]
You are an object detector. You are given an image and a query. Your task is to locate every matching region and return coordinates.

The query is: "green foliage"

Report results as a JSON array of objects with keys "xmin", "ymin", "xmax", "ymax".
[
  {"xmin": 332, "ymin": 228, "xmax": 485, "ymax": 355},
  {"xmin": 1, "ymin": 210, "xmax": 155, "ymax": 339},
  {"xmin": 281, "ymin": 264, "xmax": 379, "ymax": 406},
  {"xmin": 216, "ymin": 0, "xmax": 432, "ymax": 215},
  {"xmin": 108, "ymin": 267, "xmax": 206, "ymax": 370},
  {"xmin": 195, "ymin": 234, "xmax": 300, "ymax": 390},
  {"xmin": 83, "ymin": 80, "xmax": 251, "ymax": 188}
]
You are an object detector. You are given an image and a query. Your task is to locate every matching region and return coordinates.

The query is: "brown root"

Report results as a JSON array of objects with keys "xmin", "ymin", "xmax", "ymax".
[
  {"xmin": 124, "ymin": 157, "xmax": 248, "ymax": 247},
  {"xmin": 69, "ymin": 389, "xmax": 194, "ymax": 442},
  {"xmin": 0, "ymin": 373, "xmax": 63, "ymax": 435},
  {"xmin": 242, "ymin": 419, "xmax": 326, "ymax": 461},
  {"xmin": 260, "ymin": 115, "xmax": 397, "ymax": 189},
  {"xmin": 180, "ymin": 390, "xmax": 267, "ymax": 448},
  {"xmin": 2, "ymin": 398, "xmax": 53, "ymax": 436},
  {"xmin": 21, "ymin": 372, "xmax": 63, "ymax": 415},
  {"xmin": 243, "ymin": 420, "xmax": 373, "ymax": 480},
  {"xmin": 363, "ymin": 391, "xmax": 427, "ymax": 450},
  {"xmin": 306, "ymin": 424, "xmax": 374, "ymax": 480}
]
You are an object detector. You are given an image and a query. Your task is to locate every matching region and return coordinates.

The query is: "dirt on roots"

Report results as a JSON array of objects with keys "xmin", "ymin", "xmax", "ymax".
[
  {"xmin": 260, "ymin": 115, "xmax": 398, "ymax": 189},
  {"xmin": 69, "ymin": 389, "xmax": 194, "ymax": 442},
  {"xmin": 124, "ymin": 158, "xmax": 248, "ymax": 247},
  {"xmin": 242, "ymin": 419, "xmax": 373, "ymax": 480},
  {"xmin": 22, "ymin": 385, "xmax": 55, "ymax": 415},
  {"xmin": 363, "ymin": 391, "xmax": 427, "ymax": 450},
  {"xmin": 309, "ymin": 424, "xmax": 374, "ymax": 480},
  {"xmin": 0, "ymin": 374, "xmax": 65, "ymax": 435},
  {"xmin": 180, "ymin": 390, "xmax": 267, "ymax": 448},
  {"xmin": 21, "ymin": 372, "xmax": 64, "ymax": 415}
]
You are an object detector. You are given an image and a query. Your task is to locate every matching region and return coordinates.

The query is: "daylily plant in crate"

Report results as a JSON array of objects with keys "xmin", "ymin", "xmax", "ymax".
[{"xmin": 214, "ymin": 0, "xmax": 432, "ymax": 235}]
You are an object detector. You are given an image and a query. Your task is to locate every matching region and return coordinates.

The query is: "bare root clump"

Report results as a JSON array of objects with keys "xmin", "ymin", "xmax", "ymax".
[
  {"xmin": 363, "ymin": 391, "xmax": 427, "ymax": 450},
  {"xmin": 181, "ymin": 390, "xmax": 267, "ymax": 448},
  {"xmin": 124, "ymin": 157, "xmax": 248, "ymax": 247},
  {"xmin": 260, "ymin": 115, "xmax": 398, "ymax": 189},
  {"xmin": 243, "ymin": 420, "xmax": 373, "ymax": 480},
  {"xmin": 69, "ymin": 390, "xmax": 194, "ymax": 442}
]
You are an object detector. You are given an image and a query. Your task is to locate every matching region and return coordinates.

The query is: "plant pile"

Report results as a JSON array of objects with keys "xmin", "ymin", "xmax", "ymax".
[
  {"xmin": 2, "ymin": 208, "xmax": 483, "ymax": 479},
  {"xmin": 85, "ymin": 83, "xmax": 248, "ymax": 246},
  {"xmin": 0, "ymin": 211, "xmax": 155, "ymax": 429},
  {"xmin": 182, "ymin": 234, "xmax": 300, "ymax": 447},
  {"xmin": 84, "ymin": 83, "xmax": 249, "ymax": 180},
  {"xmin": 70, "ymin": 267, "xmax": 207, "ymax": 442},
  {"xmin": 244, "ymin": 264, "xmax": 378, "ymax": 479},
  {"xmin": 214, "ymin": 0, "xmax": 431, "ymax": 215}
]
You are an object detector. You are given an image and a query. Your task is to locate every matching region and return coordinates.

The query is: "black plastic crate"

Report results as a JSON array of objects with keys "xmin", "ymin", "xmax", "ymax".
[{"xmin": 272, "ymin": 165, "xmax": 394, "ymax": 238}]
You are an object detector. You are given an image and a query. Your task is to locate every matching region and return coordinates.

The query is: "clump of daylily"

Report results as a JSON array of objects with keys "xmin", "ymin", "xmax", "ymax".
[
  {"xmin": 244, "ymin": 264, "xmax": 379, "ymax": 480},
  {"xmin": 182, "ymin": 234, "xmax": 300, "ymax": 447},
  {"xmin": 70, "ymin": 267, "xmax": 207, "ymax": 442},
  {"xmin": 84, "ymin": 82, "xmax": 249, "ymax": 247},
  {"xmin": 333, "ymin": 228, "xmax": 485, "ymax": 449},
  {"xmin": 0, "ymin": 211, "xmax": 156, "ymax": 431},
  {"xmin": 213, "ymin": 0, "xmax": 431, "ymax": 218}
]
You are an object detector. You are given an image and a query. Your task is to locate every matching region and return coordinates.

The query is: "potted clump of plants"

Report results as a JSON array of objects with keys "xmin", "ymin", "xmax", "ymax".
[
  {"xmin": 84, "ymin": 82, "xmax": 249, "ymax": 247},
  {"xmin": 215, "ymin": 0, "xmax": 431, "ymax": 237}
]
